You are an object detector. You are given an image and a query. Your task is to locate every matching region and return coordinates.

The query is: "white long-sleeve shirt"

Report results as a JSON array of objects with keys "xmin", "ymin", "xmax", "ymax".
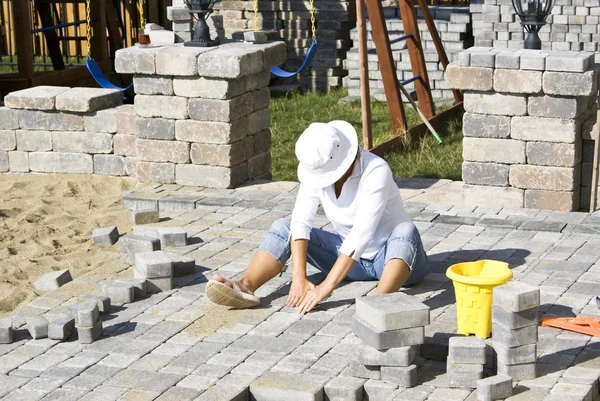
[{"xmin": 290, "ymin": 149, "xmax": 412, "ymax": 261}]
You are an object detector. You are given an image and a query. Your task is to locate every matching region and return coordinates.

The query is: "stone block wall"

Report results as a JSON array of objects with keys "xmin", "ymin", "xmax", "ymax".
[
  {"xmin": 447, "ymin": 47, "xmax": 599, "ymax": 211},
  {"xmin": 1, "ymin": 42, "xmax": 285, "ymax": 189},
  {"xmin": 343, "ymin": 4, "xmax": 472, "ymax": 101},
  {"xmin": 471, "ymin": 0, "xmax": 600, "ymax": 53}
]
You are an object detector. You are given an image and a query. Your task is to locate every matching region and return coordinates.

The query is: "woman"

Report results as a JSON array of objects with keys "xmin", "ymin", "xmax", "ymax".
[{"xmin": 206, "ymin": 120, "xmax": 428, "ymax": 314}]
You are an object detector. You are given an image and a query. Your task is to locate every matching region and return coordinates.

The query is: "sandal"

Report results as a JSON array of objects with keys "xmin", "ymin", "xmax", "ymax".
[{"xmin": 205, "ymin": 279, "xmax": 261, "ymax": 308}]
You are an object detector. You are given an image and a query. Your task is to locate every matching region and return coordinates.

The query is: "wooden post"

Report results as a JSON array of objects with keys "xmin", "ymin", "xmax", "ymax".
[
  {"xmin": 364, "ymin": 0, "xmax": 407, "ymax": 135},
  {"xmin": 91, "ymin": 0, "xmax": 109, "ymax": 61},
  {"xmin": 356, "ymin": 0, "xmax": 372, "ymax": 150},
  {"xmin": 34, "ymin": 0, "xmax": 66, "ymax": 70},
  {"xmin": 13, "ymin": 0, "xmax": 34, "ymax": 84},
  {"xmin": 590, "ymin": 109, "xmax": 600, "ymax": 213}
]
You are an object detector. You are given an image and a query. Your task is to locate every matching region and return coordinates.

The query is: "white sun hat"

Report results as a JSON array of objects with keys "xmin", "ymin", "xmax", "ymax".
[{"xmin": 295, "ymin": 120, "xmax": 359, "ymax": 189}]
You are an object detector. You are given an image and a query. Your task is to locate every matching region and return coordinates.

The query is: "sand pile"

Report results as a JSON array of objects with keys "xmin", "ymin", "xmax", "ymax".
[{"xmin": 0, "ymin": 174, "xmax": 136, "ymax": 317}]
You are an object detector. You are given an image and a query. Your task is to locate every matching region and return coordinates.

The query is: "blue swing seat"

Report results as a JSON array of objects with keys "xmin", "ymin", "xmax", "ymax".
[
  {"xmin": 86, "ymin": 58, "xmax": 133, "ymax": 91},
  {"xmin": 270, "ymin": 40, "xmax": 318, "ymax": 78}
]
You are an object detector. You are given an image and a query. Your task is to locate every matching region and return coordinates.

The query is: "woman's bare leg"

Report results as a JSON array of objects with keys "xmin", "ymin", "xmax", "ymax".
[
  {"xmin": 213, "ymin": 250, "xmax": 282, "ymax": 294},
  {"xmin": 373, "ymin": 258, "xmax": 410, "ymax": 295}
]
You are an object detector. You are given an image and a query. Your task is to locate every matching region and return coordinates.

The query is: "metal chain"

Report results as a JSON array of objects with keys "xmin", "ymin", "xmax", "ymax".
[
  {"xmin": 254, "ymin": 0, "xmax": 258, "ymax": 31},
  {"xmin": 85, "ymin": 0, "xmax": 91, "ymax": 57},
  {"xmin": 310, "ymin": 0, "xmax": 316, "ymax": 41},
  {"xmin": 140, "ymin": 0, "xmax": 145, "ymax": 29}
]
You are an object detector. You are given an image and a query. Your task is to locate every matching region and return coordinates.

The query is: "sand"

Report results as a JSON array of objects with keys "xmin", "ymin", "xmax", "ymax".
[{"xmin": 0, "ymin": 173, "xmax": 136, "ymax": 318}]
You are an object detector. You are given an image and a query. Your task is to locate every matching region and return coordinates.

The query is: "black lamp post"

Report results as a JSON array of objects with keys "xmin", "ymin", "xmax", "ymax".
[
  {"xmin": 183, "ymin": 0, "xmax": 220, "ymax": 47},
  {"xmin": 512, "ymin": 0, "xmax": 555, "ymax": 49}
]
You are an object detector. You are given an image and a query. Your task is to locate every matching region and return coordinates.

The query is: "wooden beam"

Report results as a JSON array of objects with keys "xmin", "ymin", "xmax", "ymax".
[
  {"xmin": 13, "ymin": 0, "xmax": 34, "ymax": 83},
  {"xmin": 370, "ymin": 102, "xmax": 464, "ymax": 157},
  {"xmin": 356, "ymin": 0, "xmax": 372, "ymax": 150},
  {"xmin": 90, "ymin": 0, "xmax": 109, "ymax": 61},
  {"xmin": 590, "ymin": 109, "xmax": 600, "ymax": 213},
  {"xmin": 105, "ymin": 0, "xmax": 123, "ymax": 56},
  {"xmin": 34, "ymin": 0, "xmax": 67, "ymax": 70},
  {"xmin": 364, "ymin": 0, "xmax": 407, "ymax": 135}
]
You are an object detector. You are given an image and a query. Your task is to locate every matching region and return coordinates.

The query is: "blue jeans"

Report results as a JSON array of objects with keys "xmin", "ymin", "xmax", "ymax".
[{"xmin": 258, "ymin": 218, "xmax": 429, "ymax": 286}]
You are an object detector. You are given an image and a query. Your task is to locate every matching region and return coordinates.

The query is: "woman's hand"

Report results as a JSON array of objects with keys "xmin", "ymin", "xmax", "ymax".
[
  {"xmin": 297, "ymin": 283, "xmax": 334, "ymax": 314},
  {"xmin": 286, "ymin": 278, "xmax": 315, "ymax": 307}
]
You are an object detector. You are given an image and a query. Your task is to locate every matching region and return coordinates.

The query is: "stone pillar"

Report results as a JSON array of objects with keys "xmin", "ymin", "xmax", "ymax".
[
  {"xmin": 115, "ymin": 41, "xmax": 285, "ymax": 188},
  {"xmin": 447, "ymin": 47, "xmax": 599, "ymax": 211}
]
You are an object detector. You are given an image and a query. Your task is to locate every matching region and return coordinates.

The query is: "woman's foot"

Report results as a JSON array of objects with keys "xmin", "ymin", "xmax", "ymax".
[
  {"xmin": 206, "ymin": 274, "xmax": 260, "ymax": 308},
  {"xmin": 213, "ymin": 274, "xmax": 254, "ymax": 295}
]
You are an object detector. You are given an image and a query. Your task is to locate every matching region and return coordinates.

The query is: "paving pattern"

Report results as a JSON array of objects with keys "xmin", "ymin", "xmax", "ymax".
[{"xmin": 1, "ymin": 179, "xmax": 600, "ymax": 401}]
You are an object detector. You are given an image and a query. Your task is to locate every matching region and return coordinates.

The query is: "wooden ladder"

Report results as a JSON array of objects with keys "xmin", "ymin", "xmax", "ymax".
[{"xmin": 359, "ymin": 0, "xmax": 463, "ymax": 142}]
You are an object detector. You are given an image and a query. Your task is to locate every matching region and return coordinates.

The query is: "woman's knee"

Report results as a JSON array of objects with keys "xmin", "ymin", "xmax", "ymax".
[
  {"xmin": 269, "ymin": 217, "xmax": 291, "ymax": 239},
  {"xmin": 390, "ymin": 221, "xmax": 419, "ymax": 242}
]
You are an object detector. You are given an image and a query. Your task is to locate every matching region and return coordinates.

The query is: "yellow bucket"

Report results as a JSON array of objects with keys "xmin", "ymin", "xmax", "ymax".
[{"xmin": 446, "ymin": 260, "xmax": 513, "ymax": 338}]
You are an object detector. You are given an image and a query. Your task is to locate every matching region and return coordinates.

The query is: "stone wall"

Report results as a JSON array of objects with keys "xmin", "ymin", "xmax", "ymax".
[
  {"xmin": 471, "ymin": 0, "xmax": 600, "ymax": 52},
  {"xmin": 447, "ymin": 47, "xmax": 599, "ymax": 211},
  {"xmin": 343, "ymin": 4, "xmax": 472, "ymax": 101},
  {"xmin": 0, "ymin": 42, "xmax": 285, "ymax": 189}
]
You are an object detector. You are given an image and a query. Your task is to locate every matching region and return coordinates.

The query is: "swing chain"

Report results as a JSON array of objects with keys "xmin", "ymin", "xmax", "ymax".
[
  {"xmin": 310, "ymin": 0, "xmax": 316, "ymax": 42},
  {"xmin": 139, "ymin": 0, "xmax": 145, "ymax": 29},
  {"xmin": 85, "ymin": 0, "xmax": 91, "ymax": 58},
  {"xmin": 254, "ymin": 0, "xmax": 258, "ymax": 31}
]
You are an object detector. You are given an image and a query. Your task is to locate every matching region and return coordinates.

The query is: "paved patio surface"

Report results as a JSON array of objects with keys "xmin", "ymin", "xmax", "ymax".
[{"xmin": 2, "ymin": 178, "xmax": 600, "ymax": 401}]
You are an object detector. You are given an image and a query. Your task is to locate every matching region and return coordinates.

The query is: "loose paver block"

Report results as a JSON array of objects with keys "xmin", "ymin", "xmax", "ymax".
[
  {"xmin": 492, "ymin": 323, "xmax": 537, "ymax": 347},
  {"xmin": 560, "ymin": 367, "xmax": 600, "ymax": 399},
  {"xmin": 134, "ymin": 251, "xmax": 173, "ymax": 278},
  {"xmin": 116, "ymin": 278, "xmax": 147, "ymax": 298},
  {"xmin": 132, "ymin": 209, "xmax": 160, "ymax": 225},
  {"xmin": 250, "ymin": 371, "xmax": 327, "ymax": 401},
  {"xmin": 324, "ymin": 376, "xmax": 365, "ymax": 401},
  {"xmin": 146, "ymin": 277, "xmax": 174, "ymax": 293},
  {"xmin": 48, "ymin": 315, "xmax": 75, "ymax": 341},
  {"xmin": 357, "ymin": 344, "xmax": 417, "ymax": 367},
  {"xmin": 448, "ymin": 336, "xmax": 486, "ymax": 364},
  {"xmin": 0, "ymin": 317, "xmax": 13, "ymax": 344},
  {"xmin": 352, "ymin": 316, "xmax": 425, "ymax": 350},
  {"xmin": 447, "ymin": 362, "xmax": 484, "ymax": 388},
  {"xmin": 27, "ymin": 316, "xmax": 49, "ymax": 339},
  {"xmin": 497, "ymin": 361, "xmax": 536, "ymax": 380},
  {"xmin": 77, "ymin": 320, "xmax": 103, "ymax": 344},
  {"xmin": 494, "ymin": 342, "xmax": 537, "ymax": 365},
  {"xmin": 477, "ymin": 375, "xmax": 513, "ymax": 401},
  {"xmin": 156, "ymin": 227, "xmax": 188, "ymax": 247},
  {"xmin": 344, "ymin": 361, "xmax": 381, "ymax": 380},
  {"xmin": 167, "ymin": 253, "xmax": 196, "ymax": 277},
  {"xmin": 77, "ymin": 302, "xmax": 100, "ymax": 327},
  {"xmin": 55, "ymin": 87, "xmax": 122, "ymax": 113},
  {"xmin": 81, "ymin": 295, "xmax": 111, "ymax": 313},
  {"xmin": 119, "ymin": 235, "xmax": 161, "ymax": 265},
  {"xmin": 244, "ymin": 30, "xmax": 268, "ymax": 44},
  {"xmin": 91, "ymin": 226, "xmax": 119, "ymax": 245},
  {"xmin": 493, "ymin": 282, "xmax": 540, "ymax": 312},
  {"xmin": 363, "ymin": 379, "xmax": 398, "ymax": 401},
  {"xmin": 33, "ymin": 269, "xmax": 72, "ymax": 291},
  {"xmin": 492, "ymin": 306, "xmax": 538, "ymax": 329},
  {"xmin": 355, "ymin": 292, "xmax": 430, "ymax": 331},
  {"xmin": 102, "ymin": 281, "xmax": 135, "ymax": 304},
  {"xmin": 380, "ymin": 365, "xmax": 417, "ymax": 387},
  {"xmin": 550, "ymin": 383, "xmax": 593, "ymax": 401}
]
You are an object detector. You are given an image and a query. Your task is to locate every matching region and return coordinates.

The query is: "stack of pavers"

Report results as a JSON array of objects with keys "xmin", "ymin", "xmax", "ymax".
[
  {"xmin": 73, "ymin": 301, "xmax": 103, "ymax": 344},
  {"xmin": 492, "ymin": 282, "xmax": 540, "ymax": 380},
  {"xmin": 447, "ymin": 336, "xmax": 486, "ymax": 388},
  {"xmin": 349, "ymin": 292, "xmax": 430, "ymax": 388}
]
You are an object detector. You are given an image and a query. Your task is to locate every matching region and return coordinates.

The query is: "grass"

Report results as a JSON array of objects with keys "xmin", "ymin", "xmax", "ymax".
[
  {"xmin": 270, "ymin": 88, "xmax": 463, "ymax": 182},
  {"xmin": 0, "ymin": 56, "xmax": 85, "ymax": 74}
]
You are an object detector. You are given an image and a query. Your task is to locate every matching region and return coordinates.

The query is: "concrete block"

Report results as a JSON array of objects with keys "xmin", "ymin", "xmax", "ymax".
[
  {"xmin": 94, "ymin": 155, "xmax": 126, "ymax": 176},
  {"xmin": 477, "ymin": 375, "xmax": 512, "ymax": 401},
  {"xmin": 510, "ymin": 164, "xmax": 579, "ymax": 191},
  {"xmin": 0, "ymin": 317, "xmax": 13, "ymax": 344},
  {"xmin": 119, "ymin": 234, "xmax": 161, "ymax": 265},
  {"xmin": 561, "ymin": 367, "xmax": 600, "ymax": 399},
  {"xmin": 324, "ymin": 376, "xmax": 365, "ymax": 401},
  {"xmin": 247, "ymin": 108, "xmax": 271, "ymax": 135},
  {"xmin": 27, "ymin": 316, "xmax": 49, "ymax": 339},
  {"xmin": 543, "ymin": 70, "xmax": 597, "ymax": 96},
  {"xmin": 463, "ymin": 137, "xmax": 525, "ymax": 164},
  {"xmin": 19, "ymin": 110, "xmax": 83, "ymax": 131},
  {"xmin": 492, "ymin": 323, "xmax": 537, "ymax": 347},
  {"xmin": 155, "ymin": 45, "xmax": 213, "ymax": 76},
  {"xmin": 0, "ymin": 130, "xmax": 16, "ymax": 150},
  {"xmin": 48, "ymin": 315, "xmax": 76, "ymax": 341},
  {"xmin": 511, "ymin": 117, "xmax": 578, "ymax": 143},
  {"xmin": 167, "ymin": 253, "xmax": 196, "ymax": 277},
  {"xmin": 156, "ymin": 227, "xmax": 188, "ymax": 247},
  {"xmin": 462, "ymin": 162, "xmax": 509, "ymax": 187},
  {"xmin": 464, "ymin": 92, "xmax": 527, "ymax": 116},
  {"xmin": 550, "ymin": 383, "xmax": 593, "ymax": 401},
  {"xmin": 0, "ymin": 151, "xmax": 7, "ymax": 172},
  {"xmin": 492, "ymin": 305, "xmax": 538, "ymax": 329},
  {"xmin": 448, "ymin": 336, "xmax": 486, "ymax": 364},
  {"xmin": 102, "ymin": 281, "xmax": 135, "ymax": 304},
  {"xmin": 380, "ymin": 365, "xmax": 417, "ymax": 387},
  {"xmin": 52, "ymin": 131, "xmax": 113, "ymax": 153},
  {"xmin": 250, "ymin": 371, "xmax": 326, "ymax": 401},
  {"xmin": 248, "ymin": 151, "xmax": 271, "ymax": 179},
  {"xmin": 546, "ymin": 53, "xmax": 594, "ymax": 72},
  {"xmin": 244, "ymin": 30, "xmax": 268, "ymax": 44},
  {"xmin": 136, "ymin": 139, "xmax": 190, "ymax": 163},
  {"xmin": 188, "ymin": 93, "xmax": 253, "ymax": 122},
  {"xmin": 175, "ymin": 118, "xmax": 247, "ymax": 144},
  {"xmin": 528, "ymin": 95, "xmax": 585, "ymax": 119},
  {"xmin": 146, "ymin": 277, "xmax": 174, "ymax": 293},
  {"xmin": 77, "ymin": 301, "xmax": 100, "ymax": 327},
  {"xmin": 81, "ymin": 295, "xmax": 111, "ymax": 313},
  {"xmin": 167, "ymin": 6, "xmax": 191, "ymax": 21},
  {"xmin": 9, "ymin": 151, "xmax": 29, "ymax": 172},
  {"xmin": 494, "ymin": 342, "xmax": 536, "ymax": 365},
  {"xmin": 172, "ymin": 76, "xmax": 246, "ymax": 99},
  {"xmin": 55, "ymin": 88, "xmax": 122, "ymax": 113},
  {"xmin": 445, "ymin": 64, "xmax": 493, "ymax": 91},
  {"xmin": 463, "ymin": 113, "xmax": 510, "ymax": 139},
  {"xmin": 495, "ymin": 51, "xmax": 520, "ymax": 69},
  {"xmin": 176, "ymin": 163, "xmax": 248, "ymax": 188},
  {"xmin": 462, "ymin": 185, "xmax": 524, "ymax": 209},
  {"xmin": 4, "ymin": 86, "xmax": 70, "ymax": 110},
  {"xmin": 493, "ymin": 69, "xmax": 542, "ymax": 93},
  {"xmin": 136, "ymin": 162, "xmax": 175, "ymax": 184},
  {"xmin": 447, "ymin": 362, "xmax": 484, "ymax": 388},
  {"xmin": 115, "ymin": 46, "xmax": 158, "ymax": 74},
  {"xmin": 135, "ymin": 95, "xmax": 189, "ymax": 120},
  {"xmin": 526, "ymin": 142, "xmax": 580, "ymax": 167},
  {"xmin": 363, "ymin": 379, "xmax": 398, "ymax": 401},
  {"xmin": 16, "ymin": 130, "xmax": 52, "ymax": 151},
  {"xmin": 355, "ymin": 292, "xmax": 430, "ymax": 331},
  {"xmin": 351, "ymin": 315, "xmax": 425, "ymax": 350},
  {"xmin": 113, "ymin": 134, "xmax": 136, "ymax": 157},
  {"xmin": 197, "ymin": 45, "xmax": 265, "ymax": 79},
  {"xmin": 92, "ymin": 226, "xmax": 119, "ymax": 245},
  {"xmin": 29, "ymin": 152, "xmax": 93, "ymax": 174},
  {"xmin": 0, "ymin": 107, "xmax": 19, "ymax": 129},
  {"xmin": 84, "ymin": 108, "xmax": 118, "ymax": 133},
  {"xmin": 497, "ymin": 362, "xmax": 536, "ymax": 380},
  {"xmin": 357, "ymin": 344, "xmax": 417, "ymax": 367},
  {"xmin": 149, "ymin": 29, "xmax": 176, "ymax": 45},
  {"xmin": 33, "ymin": 269, "xmax": 72, "ymax": 291},
  {"xmin": 344, "ymin": 360, "xmax": 381, "ymax": 380},
  {"xmin": 132, "ymin": 209, "xmax": 159, "ymax": 225},
  {"xmin": 116, "ymin": 278, "xmax": 147, "ymax": 299},
  {"xmin": 136, "ymin": 117, "xmax": 176, "ymax": 140},
  {"xmin": 524, "ymin": 189, "xmax": 579, "ymax": 211},
  {"xmin": 134, "ymin": 250, "xmax": 173, "ymax": 278},
  {"xmin": 116, "ymin": 104, "xmax": 136, "ymax": 135},
  {"xmin": 77, "ymin": 320, "xmax": 103, "ymax": 344},
  {"xmin": 133, "ymin": 76, "xmax": 174, "ymax": 96}
]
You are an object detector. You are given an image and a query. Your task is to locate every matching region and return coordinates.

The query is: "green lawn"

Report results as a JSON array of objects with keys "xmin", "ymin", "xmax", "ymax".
[{"xmin": 270, "ymin": 89, "xmax": 463, "ymax": 182}]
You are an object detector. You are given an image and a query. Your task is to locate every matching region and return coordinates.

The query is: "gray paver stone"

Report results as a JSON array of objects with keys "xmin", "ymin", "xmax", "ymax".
[
  {"xmin": 27, "ymin": 316, "xmax": 49, "ymax": 339},
  {"xmin": 77, "ymin": 302, "xmax": 100, "ymax": 327},
  {"xmin": 492, "ymin": 323, "xmax": 537, "ymax": 347},
  {"xmin": 492, "ymin": 307, "xmax": 536, "ymax": 331},
  {"xmin": 77, "ymin": 320, "xmax": 103, "ymax": 344},
  {"xmin": 119, "ymin": 235, "xmax": 161, "ymax": 265},
  {"xmin": 357, "ymin": 344, "xmax": 417, "ymax": 367},
  {"xmin": 550, "ymin": 382, "xmax": 593, "ymax": 401},
  {"xmin": 0, "ymin": 317, "xmax": 13, "ymax": 344},
  {"xmin": 493, "ymin": 282, "xmax": 540, "ymax": 312},
  {"xmin": 344, "ymin": 361, "xmax": 381, "ymax": 380},
  {"xmin": 380, "ymin": 365, "xmax": 417, "ymax": 387},
  {"xmin": 355, "ymin": 292, "xmax": 430, "ymax": 331},
  {"xmin": 448, "ymin": 336, "xmax": 487, "ymax": 364},
  {"xmin": 154, "ymin": 386, "xmax": 200, "ymax": 401},
  {"xmin": 494, "ymin": 342, "xmax": 537, "ymax": 365},
  {"xmin": 363, "ymin": 379, "xmax": 398, "ymax": 401},
  {"xmin": 55, "ymin": 88, "xmax": 122, "ymax": 112},
  {"xmin": 249, "ymin": 371, "xmax": 327, "ymax": 401},
  {"xmin": 102, "ymin": 281, "xmax": 135, "ymax": 305},
  {"xmin": 518, "ymin": 221, "xmax": 566, "ymax": 233},
  {"xmin": 561, "ymin": 366, "xmax": 600, "ymax": 399},
  {"xmin": 167, "ymin": 253, "xmax": 196, "ymax": 277},
  {"xmin": 33, "ymin": 269, "xmax": 72, "ymax": 291},
  {"xmin": 132, "ymin": 209, "xmax": 160, "ymax": 225},
  {"xmin": 81, "ymin": 295, "xmax": 111, "ymax": 313},
  {"xmin": 477, "ymin": 374, "xmax": 513, "ymax": 401},
  {"xmin": 244, "ymin": 30, "xmax": 268, "ymax": 44},
  {"xmin": 48, "ymin": 315, "xmax": 75, "ymax": 341},
  {"xmin": 324, "ymin": 376, "xmax": 365, "ymax": 401},
  {"xmin": 351, "ymin": 316, "xmax": 424, "ymax": 350},
  {"xmin": 447, "ymin": 362, "xmax": 484, "ymax": 388},
  {"xmin": 194, "ymin": 383, "xmax": 247, "ymax": 401},
  {"xmin": 134, "ymin": 251, "xmax": 173, "ymax": 278},
  {"xmin": 106, "ymin": 369, "xmax": 183, "ymax": 393},
  {"xmin": 92, "ymin": 226, "xmax": 119, "ymax": 245},
  {"xmin": 496, "ymin": 361, "xmax": 536, "ymax": 380},
  {"xmin": 146, "ymin": 277, "xmax": 174, "ymax": 293},
  {"xmin": 156, "ymin": 227, "xmax": 188, "ymax": 248},
  {"xmin": 116, "ymin": 278, "xmax": 147, "ymax": 298}
]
